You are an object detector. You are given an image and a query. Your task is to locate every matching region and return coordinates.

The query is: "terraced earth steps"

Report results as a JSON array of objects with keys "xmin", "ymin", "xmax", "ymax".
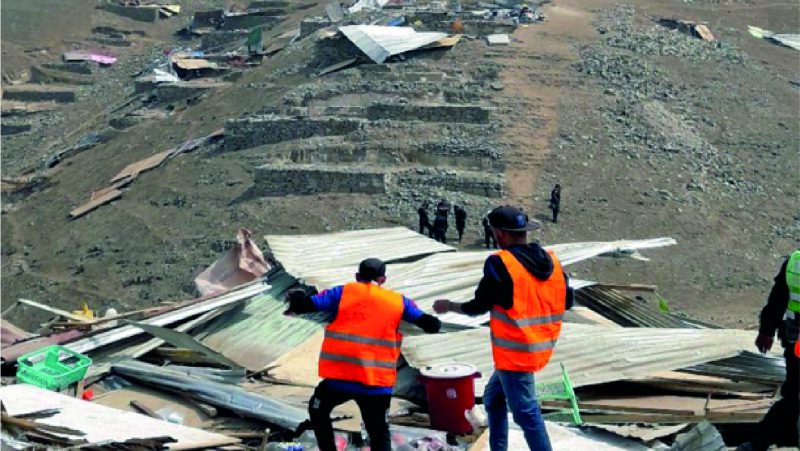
[
  {"xmin": 153, "ymin": 81, "xmax": 230, "ymax": 104},
  {"xmin": 253, "ymin": 163, "xmax": 387, "ymax": 196},
  {"xmin": 30, "ymin": 65, "xmax": 95, "ymax": 85},
  {"xmin": 224, "ymin": 115, "xmax": 365, "ymax": 150},
  {"xmin": 251, "ymin": 163, "xmax": 506, "ymax": 198},
  {"xmin": 2, "ymin": 84, "xmax": 78, "ymax": 103}
]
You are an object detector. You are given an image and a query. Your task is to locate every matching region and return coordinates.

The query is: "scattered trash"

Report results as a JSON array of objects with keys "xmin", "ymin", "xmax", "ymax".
[
  {"xmin": 1, "ymin": 384, "xmax": 237, "ymax": 448},
  {"xmin": 70, "ymin": 129, "xmax": 224, "ymax": 219},
  {"xmin": 748, "ymin": 25, "xmax": 800, "ymax": 50},
  {"xmin": 194, "ymin": 228, "xmax": 272, "ymax": 297},
  {"xmin": 317, "ymin": 57, "xmax": 359, "ymax": 77},
  {"xmin": 62, "ymin": 51, "xmax": 118, "ymax": 66},
  {"xmin": 657, "ymin": 18, "xmax": 715, "ymax": 42},
  {"xmin": 16, "ymin": 345, "xmax": 93, "ymax": 391},
  {"xmin": 348, "ymin": 0, "xmax": 389, "ymax": 13},
  {"xmin": 486, "ymin": 34, "xmax": 510, "ymax": 45}
]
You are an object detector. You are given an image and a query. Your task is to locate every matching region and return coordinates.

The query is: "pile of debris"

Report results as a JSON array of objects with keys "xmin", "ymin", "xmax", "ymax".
[{"xmin": 1, "ymin": 227, "xmax": 784, "ymax": 449}]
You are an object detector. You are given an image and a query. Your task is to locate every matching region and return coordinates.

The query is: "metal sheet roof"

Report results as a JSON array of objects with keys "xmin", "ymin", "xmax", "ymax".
[
  {"xmin": 264, "ymin": 227, "xmax": 454, "ymax": 285},
  {"xmin": 401, "ymin": 323, "xmax": 757, "ymax": 395},
  {"xmin": 575, "ymin": 286, "xmax": 692, "ymax": 328},
  {"xmin": 266, "ymin": 233, "xmax": 674, "ymax": 327},
  {"xmin": 339, "ymin": 25, "xmax": 447, "ymax": 63},
  {"xmin": 196, "ymin": 271, "xmax": 322, "ymax": 371}
]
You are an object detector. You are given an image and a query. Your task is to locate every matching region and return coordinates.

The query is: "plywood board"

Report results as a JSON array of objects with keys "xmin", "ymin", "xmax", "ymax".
[
  {"xmin": 1, "ymin": 384, "xmax": 238, "ymax": 449},
  {"xmin": 70, "ymin": 188, "xmax": 122, "ymax": 219},
  {"xmin": 110, "ymin": 149, "xmax": 172, "ymax": 183}
]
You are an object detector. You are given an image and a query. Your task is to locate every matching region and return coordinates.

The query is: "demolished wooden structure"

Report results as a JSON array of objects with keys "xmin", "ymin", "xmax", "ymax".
[{"xmin": 0, "ymin": 229, "xmax": 785, "ymax": 449}]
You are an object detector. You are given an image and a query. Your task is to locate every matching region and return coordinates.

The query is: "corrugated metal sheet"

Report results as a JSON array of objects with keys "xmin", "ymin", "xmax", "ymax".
[
  {"xmin": 265, "ymin": 232, "xmax": 675, "ymax": 327},
  {"xmin": 64, "ymin": 282, "xmax": 270, "ymax": 356},
  {"xmin": 339, "ymin": 25, "xmax": 447, "ymax": 63},
  {"xmin": 401, "ymin": 323, "xmax": 758, "ymax": 395},
  {"xmin": 682, "ymin": 350, "xmax": 786, "ymax": 385},
  {"xmin": 575, "ymin": 286, "xmax": 692, "ymax": 328},
  {"xmin": 196, "ymin": 271, "xmax": 323, "ymax": 371},
  {"xmin": 264, "ymin": 227, "xmax": 454, "ymax": 286}
]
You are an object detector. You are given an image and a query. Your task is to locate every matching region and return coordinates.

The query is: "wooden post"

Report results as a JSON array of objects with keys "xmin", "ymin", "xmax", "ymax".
[{"xmin": 257, "ymin": 428, "xmax": 271, "ymax": 451}]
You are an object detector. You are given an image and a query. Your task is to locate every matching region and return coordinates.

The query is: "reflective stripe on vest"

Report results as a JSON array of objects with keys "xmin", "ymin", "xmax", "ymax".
[
  {"xmin": 489, "ymin": 249, "xmax": 566, "ymax": 372},
  {"xmin": 324, "ymin": 330, "xmax": 402, "ymax": 349},
  {"xmin": 318, "ymin": 282, "xmax": 404, "ymax": 387},
  {"xmin": 786, "ymin": 251, "xmax": 800, "ymax": 313},
  {"xmin": 319, "ymin": 352, "xmax": 397, "ymax": 369},
  {"xmin": 491, "ymin": 335, "xmax": 558, "ymax": 353},
  {"xmin": 491, "ymin": 310, "xmax": 564, "ymax": 328}
]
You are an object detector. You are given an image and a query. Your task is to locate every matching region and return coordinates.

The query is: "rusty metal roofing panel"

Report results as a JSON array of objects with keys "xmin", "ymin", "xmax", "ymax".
[{"xmin": 401, "ymin": 323, "xmax": 758, "ymax": 395}]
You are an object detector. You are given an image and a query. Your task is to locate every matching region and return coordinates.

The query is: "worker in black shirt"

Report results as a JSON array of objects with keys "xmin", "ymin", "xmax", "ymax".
[
  {"xmin": 454, "ymin": 205, "xmax": 467, "ymax": 243},
  {"xmin": 417, "ymin": 203, "xmax": 433, "ymax": 238},
  {"xmin": 437, "ymin": 218, "xmax": 573, "ymax": 316},
  {"xmin": 738, "ymin": 251, "xmax": 799, "ymax": 451}
]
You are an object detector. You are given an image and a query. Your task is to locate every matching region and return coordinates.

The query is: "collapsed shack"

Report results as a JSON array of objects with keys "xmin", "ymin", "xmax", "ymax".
[{"xmin": 0, "ymin": 227, "xmax": 786, "ymax": 449}]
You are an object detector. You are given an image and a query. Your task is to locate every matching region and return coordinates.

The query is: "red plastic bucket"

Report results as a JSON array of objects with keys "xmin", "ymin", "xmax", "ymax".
[{"xmin": 418, "ymin": 362, "xmax": 481, "ymax": 434}]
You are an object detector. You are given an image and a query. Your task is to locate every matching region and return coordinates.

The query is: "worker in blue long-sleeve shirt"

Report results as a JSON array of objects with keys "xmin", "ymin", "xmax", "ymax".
[{"xmin": 285, "ymin": 258, "xmax": 441, "ymax": 451}]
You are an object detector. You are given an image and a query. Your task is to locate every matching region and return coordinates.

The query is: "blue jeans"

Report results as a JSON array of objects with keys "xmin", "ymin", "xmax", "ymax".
[{"xmin": 483, "ymin": 370, "xmax": 552, "ymax": 451}]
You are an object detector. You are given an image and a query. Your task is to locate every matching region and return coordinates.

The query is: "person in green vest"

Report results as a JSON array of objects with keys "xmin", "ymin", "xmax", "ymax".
[{"xmin": 737, "ymin": 250, "xmax": 800, "ymax": 450}]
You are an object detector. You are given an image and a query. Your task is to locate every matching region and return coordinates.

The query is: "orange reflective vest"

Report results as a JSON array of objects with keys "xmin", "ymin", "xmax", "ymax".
[
  {"xmin": 489, "ymin": 249, "xmax": 566, "ymax": 372},
  {"xmin": 319, "ymin": 282, "xmax": 404, "ymax": 387}
]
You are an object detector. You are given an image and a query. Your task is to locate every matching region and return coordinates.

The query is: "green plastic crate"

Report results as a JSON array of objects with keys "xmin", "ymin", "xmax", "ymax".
[
  {"xmin": 16, "ymin": 345, "xmax": 92, "ymax": 391},
  {"xmin": 536, "ymin": 363, "xmax": 582, "ymax": 425}
]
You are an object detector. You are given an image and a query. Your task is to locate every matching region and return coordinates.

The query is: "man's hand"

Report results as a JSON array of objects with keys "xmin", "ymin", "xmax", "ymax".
[
  {"xmin": 755, "ymin": 334, "xmax": 774, "ymax": 354},
  {"xmin": 433, "ymin": 299, "xmax": 452, "ymax": 314}
]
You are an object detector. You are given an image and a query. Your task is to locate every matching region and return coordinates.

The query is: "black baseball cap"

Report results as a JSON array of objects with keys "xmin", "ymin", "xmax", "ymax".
[
  {"xmin": 358, "ymin": 258, "xmax": 386, "ymax": 281},
  {"xmin": 488, "ymin": 205, "xmax": 541, "ymax": 232}
]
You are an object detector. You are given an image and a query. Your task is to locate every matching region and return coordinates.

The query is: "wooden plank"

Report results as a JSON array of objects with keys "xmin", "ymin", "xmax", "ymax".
[
  {"xmin": 18, "ymin": 298, "xmax": 92, "ymax": 323},
  {"xmin": 130, "ymin": 400, "xmax": 160, "ymax": 418},
  {"xmin": 69, "ymin": 188, "xmax": 122, "ymax": 219},
  {"xmin": 110, "ymin": 149, "xmax": 172, "ymax": 183},
  {"xmin": 2, "ymin": 384, "xmax": 239, "ymax": 449}
]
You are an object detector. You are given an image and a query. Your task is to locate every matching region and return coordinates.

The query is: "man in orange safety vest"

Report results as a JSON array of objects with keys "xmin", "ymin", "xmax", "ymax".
[
  {"xmin": 286, "ymin": 258, "xmax": 441, "ymax": 451},
  {"xmin": 434, "ymin": 205, "xmax": 573, "ymax": 451}
]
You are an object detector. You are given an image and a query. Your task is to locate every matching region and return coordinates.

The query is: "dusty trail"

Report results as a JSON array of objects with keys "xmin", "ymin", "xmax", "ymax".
[{"xmin": 490, "ymin": 2, "xmax": 600, "ymax": 211}]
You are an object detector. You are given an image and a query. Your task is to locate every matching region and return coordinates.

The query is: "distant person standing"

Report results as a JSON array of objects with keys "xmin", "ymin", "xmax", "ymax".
[
  {"xmin": 417, "ymin": 203, "xmax": 432, "ymax": 238},
  {"xmin": 454, "ymin": 205, "xmax": 467, "ymax": 243},
  {"xmin": 433, "ymin": 199, "xmax": 450, "ymax": 244},
  {"xmin": 436, "ymin": 199, "xmax": 451, "ymax": 218},
  {"xmin": 433, "ymin": 211, "xmax": 448, "ymax": 244},
  {"xmin": 483, "ymin": 217, "xmax": 497, "ymax": 249},
  {"xmin": 549, "ymin": 184, "xmax": 561, "ymax": 224}
]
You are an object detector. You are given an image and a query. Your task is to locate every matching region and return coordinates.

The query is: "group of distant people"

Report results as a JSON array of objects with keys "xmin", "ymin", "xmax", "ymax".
[
  {"xmin": 417, "ymin": 199, "xmax": 468, "ymax": 244},
  {"xmin": 417, "ymin": 184, "xmax": 563, "ymax": 247}
]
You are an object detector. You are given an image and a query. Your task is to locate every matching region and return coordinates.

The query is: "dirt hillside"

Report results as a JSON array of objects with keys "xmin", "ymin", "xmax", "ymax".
[{"xmin": 1, "ymin": 0, "xmax": 797, "ymax": 330}]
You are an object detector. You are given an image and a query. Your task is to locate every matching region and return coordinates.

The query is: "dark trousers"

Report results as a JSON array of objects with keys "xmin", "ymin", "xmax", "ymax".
[
  {"xmin": 419, "ymin": 221, "xmax": 432, "ymax": 238},
  {"xmin": 484, "ymin": 231, "xmax": 497, "ymax": 249},
  {"xmin": 308, "ymin": 380, "xmax": 392, "ymax": 451},
  {"xmin": 433, "ymin": 228, "xmax": 447, "ymax": 244},
  {"xmin": 751, "ymin": 345, "xmax": 799, "ymax": 449},
  {"xmin": 551, "ymin": 207, "xmax": 559, "ymax": 223},
  {"xmin": 456, "ymin": 222, "xmax": 465, "ymax": 241}
]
